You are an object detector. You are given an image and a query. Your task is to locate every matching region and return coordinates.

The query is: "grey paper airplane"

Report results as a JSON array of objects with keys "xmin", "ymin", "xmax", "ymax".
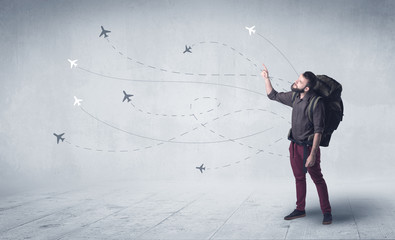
[
  {"xmin": 183, "ymin": 45, "xmax": 192, "ymax": 53},
  {"xmin": 53, "ymin": 133, "xmax": 65, "ymax": 144},
  {"xmin": 99, "ymin": 26, "xmax": 111, "ymax": 38},
  {"xmin": 196, "ymin": 164, "xmax": 205, "ymax": 173},
  {"xmin": 122, "ymin": 90, "xmax": 134, "ymax": 102}
]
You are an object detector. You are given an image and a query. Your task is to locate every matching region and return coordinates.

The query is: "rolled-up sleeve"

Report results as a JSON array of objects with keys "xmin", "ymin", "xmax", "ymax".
[
  {"xmin": 268, "ymin": 89, "xmax": 293, "ymax": 107},
  {"xmin": 313, "ymin": 99, "xmax": 325, "ymax": 134}
]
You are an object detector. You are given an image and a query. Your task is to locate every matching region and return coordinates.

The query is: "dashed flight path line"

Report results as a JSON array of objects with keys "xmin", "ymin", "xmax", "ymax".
[
  {"xmin": 104, "ymin": 37, "xmax": 293, "ymax": 85},
  {"xmin": 193, "ymin": 113, "xmax": 285, "ymax": 156},
  {"xmin": 106, "ymin": 38, "xmax": 258, "ymax": 78},
  {"xmin": 128, "ymin": 96, "xmax": 289, "ymax": 124},
  {"xmin": 130, "ymin": 96, "xmax": 221, "ymax": 118},
  {"xmin": 63, "ymin": 100, "xmax": 288, "ymax": 159},
  {"xmin": 127, "ymin": 97, "xmax": 291, "ymax": 170},
  {"xmin": 206, "ymin": 146, "xmax": 279, "ymax": 172},
  {"xmin": 77, "ymin": 66, "xmax": 272, "ymax": 96},
  {"xmin": 187, "ymin": 101, "xmax": 287, "ymax": 171},
  {"xmin": 97, "ymin": 33, "xmax": 296, "ymax": 171},
  {"xmin": 190, "ymin": 41, "xmax": 262, "ymax": 72},
  {"xmin": 64, "ymin": 97, "xmax": 290, "ymax": 171},
  {"xmin": 59, "ymin": 28, "xmax": 298, "ymax": 172},
  {"xmin": 77, "ymin": 106, "xmax": 277, "ymax": 145},
  {"xmin": 256, "ymin": 32, "xmax": 299, "ymax": 77}
]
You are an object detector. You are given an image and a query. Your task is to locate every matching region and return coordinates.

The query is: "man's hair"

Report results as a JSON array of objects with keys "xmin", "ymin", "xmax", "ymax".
[{"xmin": 303, "ymin": 71, "xmax": 317, "ymax": 90}]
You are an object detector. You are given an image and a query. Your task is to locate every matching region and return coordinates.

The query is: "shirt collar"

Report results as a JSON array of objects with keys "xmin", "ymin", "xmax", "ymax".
[{"xmin": 299, "ymin": 90, "xmax": 315, "ymax": 101}]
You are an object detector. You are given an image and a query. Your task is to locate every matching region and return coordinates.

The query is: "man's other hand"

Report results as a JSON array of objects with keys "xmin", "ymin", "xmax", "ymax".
[{"xmin": 305, "ymin": 154, "xmax": 316, "ymax": 168}]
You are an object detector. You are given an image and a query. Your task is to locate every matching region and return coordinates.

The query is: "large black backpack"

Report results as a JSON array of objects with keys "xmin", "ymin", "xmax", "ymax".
[{"xmin": 292, "ymin": 75, "xmax": 344, "ymax": 147}]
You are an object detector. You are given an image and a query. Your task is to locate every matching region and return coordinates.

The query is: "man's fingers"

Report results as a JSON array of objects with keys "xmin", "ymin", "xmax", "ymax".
[
  {"xmin": 307, "ymin": 162, "xmax": 315, "ymax": 167},
  {"xmin": 305, "ymin": 159, "xmax": 315, "ymax": 167},
  {"xmin": 261, "ymin": 64, "xmax": 269, "ymax": 80},
  {"xmin": 262, "ymin": 64, "xmax": 268, "ymax": 71}
]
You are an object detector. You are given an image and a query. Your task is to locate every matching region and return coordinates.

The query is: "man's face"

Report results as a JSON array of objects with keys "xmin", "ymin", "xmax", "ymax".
[{"xmin": 291, "ymin": 74, "xmax": 309, "ymax": 93}]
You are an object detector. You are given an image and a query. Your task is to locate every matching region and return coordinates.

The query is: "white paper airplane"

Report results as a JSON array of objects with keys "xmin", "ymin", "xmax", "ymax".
[
  {"xmin": 73, "ymin": 96, "xmax": 83, "ymax": 106},
  {"xmin": 245, "ymin": 25, "xmax": 256, "ymax": 36},
  {"xmin": 68, "ymin": 59, "xmax": 78, "ymax": 69}
]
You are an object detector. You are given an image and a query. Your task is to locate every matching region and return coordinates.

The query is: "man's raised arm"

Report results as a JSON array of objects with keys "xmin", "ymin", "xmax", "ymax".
[
  {"xmin": 261, "ymin": 64, "xmax": 273, "ymax": 95},
  {"xmin": 261, "ymin": 64, "xmax": 293, "ymax": 107}
]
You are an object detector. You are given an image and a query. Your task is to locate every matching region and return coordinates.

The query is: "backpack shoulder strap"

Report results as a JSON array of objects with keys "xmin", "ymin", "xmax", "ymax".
[
  {"xmin": 291, "ymin": 92, "xmax": 298, "ymax": 104},
  {"xmin": 307, "ymin": 96, "xmax": 322, "ymax": 123}
]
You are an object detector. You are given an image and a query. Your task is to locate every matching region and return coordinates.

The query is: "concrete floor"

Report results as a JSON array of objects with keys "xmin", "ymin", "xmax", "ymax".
[{"xmin": 1, "ymin": 179, "xmax": 394, "ymax": 240}]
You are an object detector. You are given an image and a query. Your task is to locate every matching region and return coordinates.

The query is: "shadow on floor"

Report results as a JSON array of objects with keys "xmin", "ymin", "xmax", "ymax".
[{"xmin": 304, "ymin": 195, "xmax": 385, "ymax": 224}]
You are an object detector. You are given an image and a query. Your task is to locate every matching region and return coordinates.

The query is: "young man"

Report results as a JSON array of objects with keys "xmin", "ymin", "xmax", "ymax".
[{"xmin": 261, "ymin": 64, "xmax": 332, "ymax": 225}]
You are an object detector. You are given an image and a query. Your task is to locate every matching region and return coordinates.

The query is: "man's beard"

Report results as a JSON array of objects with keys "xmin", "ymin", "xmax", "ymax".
[{"xmin": 291, "ymin": 83, "xmax": 305, "ymax": 93}]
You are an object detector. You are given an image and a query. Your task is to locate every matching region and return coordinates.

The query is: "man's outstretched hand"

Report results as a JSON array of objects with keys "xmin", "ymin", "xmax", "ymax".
[
  {"xmin": 261, "ymin": 64, "xmax": 269, "ymax": 80},
  {"xmin": 261, "ymin": 64, "xmax": 273, "ymax": 95}
]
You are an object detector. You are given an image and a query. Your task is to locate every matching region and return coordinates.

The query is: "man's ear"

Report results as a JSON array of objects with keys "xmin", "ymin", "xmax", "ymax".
[{"xmin": 304, "ymin": 86, "xmax": 310, "ymax": 92}]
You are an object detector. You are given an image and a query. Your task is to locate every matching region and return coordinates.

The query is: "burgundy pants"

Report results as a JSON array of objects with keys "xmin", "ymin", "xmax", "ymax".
[{"xmin": 289, "ymin": 142, "xmax": 331, "ymax": 214}]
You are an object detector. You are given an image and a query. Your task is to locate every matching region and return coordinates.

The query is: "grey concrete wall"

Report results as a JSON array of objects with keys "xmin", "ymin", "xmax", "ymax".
[{"xmin": 1, "ymin": 0, "xmax": 395, "ymax": 191}]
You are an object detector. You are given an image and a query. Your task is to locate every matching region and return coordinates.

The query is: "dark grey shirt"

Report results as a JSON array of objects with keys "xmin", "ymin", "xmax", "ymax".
[{"xmin": 268, "ymin": 89, "xmax": 325, "ymax": 142}]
